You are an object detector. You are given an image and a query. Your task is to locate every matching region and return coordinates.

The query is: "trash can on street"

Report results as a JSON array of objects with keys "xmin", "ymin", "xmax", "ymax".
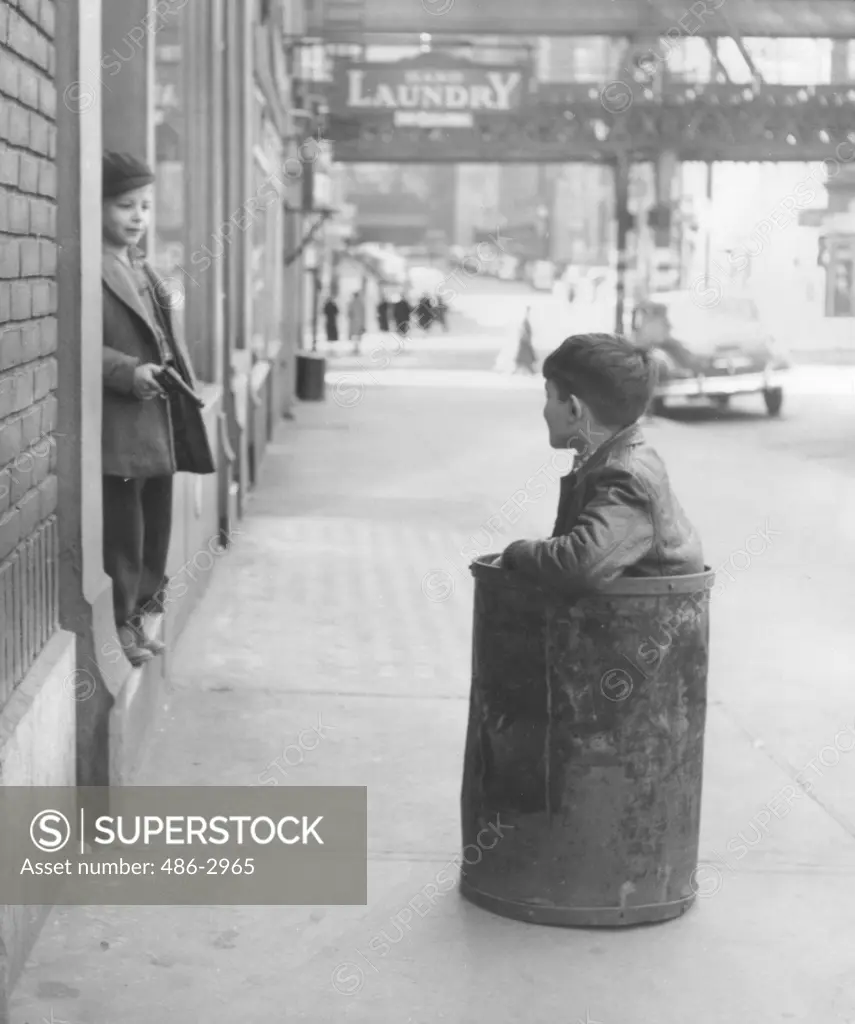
[
  {"xmin": 296, "ymin": 351, "xmax": 326, "ymax": 401},
  {"xmin": 460, "ymin": 556, "xmax": 714, "ymax": 927}
]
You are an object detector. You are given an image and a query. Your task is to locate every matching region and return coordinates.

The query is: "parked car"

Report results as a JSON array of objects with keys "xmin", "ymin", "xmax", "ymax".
[{"xmin": 631, "ymin": 291, "xmax": 790, "ymax": 416}]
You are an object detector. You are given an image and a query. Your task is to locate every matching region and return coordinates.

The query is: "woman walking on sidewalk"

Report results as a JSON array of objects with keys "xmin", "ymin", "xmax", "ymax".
[
  {"xmin": 393, "ymin": 292, "xmax": 413, "ymax": 338},
  {"xmin": 416, "ymin": 293, "xmax": 435, "ymax": 332},
  {"xmin": 377, "ymin": 290, "xmax": 390, "ymax": 332},
  {"xmin": 515, "ymin": 306, "xmax": 537, "ymax": 374},
  {"xmin": 323, "ymin": 295, "xmax": 340, "ymax": 343},
  {"xmin": 101, "ymin": 152, "xmax": 215, "ymax": 667},
  {"xmin": 434, "ymin": 294, "xmax": 449, "ymax": 332}
]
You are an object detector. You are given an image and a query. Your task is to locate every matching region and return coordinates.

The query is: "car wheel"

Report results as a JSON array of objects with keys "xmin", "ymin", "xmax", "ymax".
[
  {"xmin": 764, "ymin": 387, "xmax": 783, "ymax": 416},
  {"xmin": 713, "ymin": 395, "xmax": 730, "ymax": 409}
]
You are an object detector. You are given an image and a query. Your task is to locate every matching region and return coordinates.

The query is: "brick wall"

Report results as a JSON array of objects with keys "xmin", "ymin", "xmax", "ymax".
[{"xmin": 0, "ymin": 0, "xmax": 59, "ymax": 703}]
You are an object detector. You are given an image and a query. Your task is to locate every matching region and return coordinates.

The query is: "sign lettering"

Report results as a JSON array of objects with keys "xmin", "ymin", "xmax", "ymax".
[
  {"xmin": 345, "ymin": 69, "xmax": 522, "ymax": 112},
  {"xmin": 332, "ymin": 60, "xmax": 527, "ymax": 130}
]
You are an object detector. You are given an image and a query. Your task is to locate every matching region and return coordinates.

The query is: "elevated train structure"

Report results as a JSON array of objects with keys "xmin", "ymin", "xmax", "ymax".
[{"xmin": 303, "ymin": 0, "xmax": 855, "ymax": 326}]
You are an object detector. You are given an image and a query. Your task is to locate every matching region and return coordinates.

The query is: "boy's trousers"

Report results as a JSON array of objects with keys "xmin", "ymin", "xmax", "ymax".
[{"xmin": 102, "ymin": 474, "xmax": 173, "ymax": 627}]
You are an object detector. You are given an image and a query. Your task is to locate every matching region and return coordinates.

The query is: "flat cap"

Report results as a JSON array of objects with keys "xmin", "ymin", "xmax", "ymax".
[{"xmin": 103, "ymin": 151, "xmax": 155, "ymax": 198}]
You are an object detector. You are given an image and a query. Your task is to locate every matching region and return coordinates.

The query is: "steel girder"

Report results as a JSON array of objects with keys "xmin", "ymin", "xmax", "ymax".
[
  {"xmin": 329, "ymin": 83, "xmax": 855, "ymax": 163},
  {"xmin": 306, "ymin": 0, "xmax": 855, "ymax": 41}
]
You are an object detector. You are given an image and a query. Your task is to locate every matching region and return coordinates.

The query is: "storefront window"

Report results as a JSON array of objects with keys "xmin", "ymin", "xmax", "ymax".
[
  {"xmin": 154, "ymin": 16, "xmax": 186, "ymax": 339},
  {"xmin": 250, "ymin": 116, "xmax": 285, "ymax": 359},
  {"xmin": 251, "ymin": 156, "xmax": 270, "ymax": 357}
]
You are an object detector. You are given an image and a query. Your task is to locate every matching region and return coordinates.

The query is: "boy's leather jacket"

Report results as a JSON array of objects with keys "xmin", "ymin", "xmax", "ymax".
[{"xmin": 503, "ymin": 424, "xmax": 703, "ymax": 594}]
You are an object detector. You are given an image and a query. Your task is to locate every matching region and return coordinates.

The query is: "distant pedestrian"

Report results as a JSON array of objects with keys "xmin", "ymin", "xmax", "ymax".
[
  {"xmin": 347, "ymin": 291, "xmax": 366, "ymax": 354},
  {"xmin": 434, "ymin": 295, "xmax": 448, "ymax": 332},
  {"xmin": 416, "ymin": 293, "xmax": 435, "ymax": 332},
  {"xmin": 515, "ymin": 306, "xmax": 537, "ymax": 374},
  {"xmin": 393, "ymin": 294, "xmax": 412, "ymax": 337},
  {"xmin": 323, "ymin": 296, "xmax": 339, "ymax": 343}
]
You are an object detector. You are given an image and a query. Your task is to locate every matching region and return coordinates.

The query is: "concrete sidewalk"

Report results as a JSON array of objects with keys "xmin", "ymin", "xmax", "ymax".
[{"xmin": 11, "ymin": 381, "xmax": 855, "ymax": 1024}]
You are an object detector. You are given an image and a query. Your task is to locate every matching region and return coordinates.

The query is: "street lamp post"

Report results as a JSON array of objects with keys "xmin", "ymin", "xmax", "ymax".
[
  {"xmin": 614, "ymin": 153, "xmax": 631, "ymax": 335},
  {"xmin": 304, "ymin": 245, "xmax": 320, "ymax": 352},
  {"xmin": 536, "ymin": 203, "xmax": 550, "ymax": 260},
  {"xmin": 311, "ymin": 266, "xmax": 320, "ymax": 353}
]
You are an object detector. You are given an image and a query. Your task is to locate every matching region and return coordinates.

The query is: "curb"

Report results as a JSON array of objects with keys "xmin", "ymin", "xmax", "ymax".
[{"xmin": 789, "ymin": 351, "xmax": 855, "ymax": 367}]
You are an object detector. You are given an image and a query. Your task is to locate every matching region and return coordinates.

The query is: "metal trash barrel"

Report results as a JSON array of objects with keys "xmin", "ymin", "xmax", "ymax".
[
  {"xmin": 296, "ymin": 352, "xmax": 326, "ymax": 401},
  {"xmin": 460, "ymin": 555, "xmax": 714, "ymax": 927}
]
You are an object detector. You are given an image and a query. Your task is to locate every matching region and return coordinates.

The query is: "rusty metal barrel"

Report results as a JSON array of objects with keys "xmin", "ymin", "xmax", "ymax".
[{"xmin": 460, "ymin": 556, "xmax": 714, "ymax": 927}]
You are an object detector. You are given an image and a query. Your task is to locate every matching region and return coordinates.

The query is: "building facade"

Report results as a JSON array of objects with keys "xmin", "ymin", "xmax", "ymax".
[
  {"xmin": 0, "ymin": 0, "xmax": 68, "ymax": 1003},
  {"xmin": 0, "ymin": 0, "xmax": 319, "ymax": 1009}
]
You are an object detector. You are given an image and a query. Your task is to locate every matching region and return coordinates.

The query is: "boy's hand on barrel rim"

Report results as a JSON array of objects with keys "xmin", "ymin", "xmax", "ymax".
[{"xmin": 500, "ymin": 541, "xmax": 528, "ymax": 570}]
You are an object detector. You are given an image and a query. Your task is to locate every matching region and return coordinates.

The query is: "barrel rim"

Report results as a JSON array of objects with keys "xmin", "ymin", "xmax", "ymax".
[{"xmin": 470, "ymin": 555, "xmax": 715, "ymax": 597}]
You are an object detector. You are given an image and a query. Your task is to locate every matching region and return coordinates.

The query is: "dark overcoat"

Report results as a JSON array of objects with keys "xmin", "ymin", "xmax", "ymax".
[
  {"xmin": 323, "ymin": 299, "xmax": 340, "ymax": 342},
  {"xmin": 102, "ymin": 253, "xmax": 216, "ymax": 478}
]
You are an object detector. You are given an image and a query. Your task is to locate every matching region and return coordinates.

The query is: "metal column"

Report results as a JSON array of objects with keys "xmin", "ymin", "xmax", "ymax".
[{"xmin": 614, "ymin": 153, "xmax": 630, "ymax": 335}]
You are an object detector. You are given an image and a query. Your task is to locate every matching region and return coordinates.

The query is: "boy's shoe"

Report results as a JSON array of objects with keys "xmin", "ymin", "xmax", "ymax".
[
  {"xmin": 133, "ymin": 621, "xmax": 166, "ymax": 656},
  {"xmin": 116, "ymin": 624, "xmax": 154, "ymax": 667}
]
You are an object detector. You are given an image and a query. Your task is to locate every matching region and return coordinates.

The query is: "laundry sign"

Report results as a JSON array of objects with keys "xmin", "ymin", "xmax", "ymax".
[{"xmin": 331, "ymin": 59, "xmax": 527, "ymax": 129}]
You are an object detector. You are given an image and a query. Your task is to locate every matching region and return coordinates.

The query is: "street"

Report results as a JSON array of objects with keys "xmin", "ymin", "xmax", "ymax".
[
  {"xmin": 330, "ymin": 276, "xmax": 855, "ymax": 474},
  {"xmin": 12, "ymin": 280, "xmax": 855, "ymax": 1024}
]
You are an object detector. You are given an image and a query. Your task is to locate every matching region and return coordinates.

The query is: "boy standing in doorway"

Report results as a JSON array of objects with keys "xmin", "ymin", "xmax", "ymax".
[{"xmin": 101, "ymin": 152, "xmax": 215, "ymax": 666}]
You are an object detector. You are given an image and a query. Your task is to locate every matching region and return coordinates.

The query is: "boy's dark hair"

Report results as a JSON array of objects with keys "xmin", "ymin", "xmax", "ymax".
[{"xmin": 541, "ymin": 332, "xmax": 656, "ymax": 427}]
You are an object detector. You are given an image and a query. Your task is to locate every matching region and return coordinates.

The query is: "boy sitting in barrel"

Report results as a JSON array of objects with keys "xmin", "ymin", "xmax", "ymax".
[{"xmin": 501, "ymin": 333, "xmax": 703, "ymax": 593}]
